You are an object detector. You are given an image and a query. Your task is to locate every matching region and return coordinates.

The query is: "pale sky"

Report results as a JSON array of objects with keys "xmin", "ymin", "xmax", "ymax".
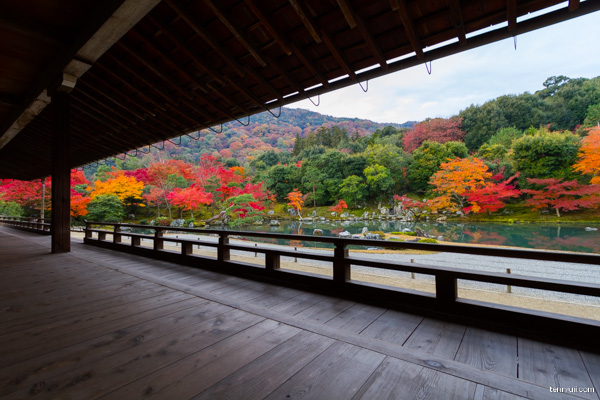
[{"xmin": 290, "ymin": 4, "xmax": 600, "ymax": 125}]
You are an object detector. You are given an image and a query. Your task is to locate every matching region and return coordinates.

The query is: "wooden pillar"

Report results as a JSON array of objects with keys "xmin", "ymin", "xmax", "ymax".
[{"xmin": 50, "ymin": 75, "xmax": 76, "ymax": 253}]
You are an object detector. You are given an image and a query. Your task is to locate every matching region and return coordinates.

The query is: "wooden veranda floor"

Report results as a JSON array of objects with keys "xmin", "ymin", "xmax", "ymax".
[{"xmin": 1, "ymin": 227, "xmax": 598, "ymax": 400}]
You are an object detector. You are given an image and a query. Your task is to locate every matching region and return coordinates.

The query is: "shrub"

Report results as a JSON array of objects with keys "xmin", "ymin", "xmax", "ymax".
[
  {"xmin": 369, "ymin": 231, "xmax": 386, "ymax": 238},
  {"xmin": 138, "ymin": 219, "xmax": 149, "ymax": 225},
  {"xmin": 418, "ymin": 238, "xmax": 438, "ymax": 243},
  {"xmin": 184, "ymin": 218, "xmax": 195, "ymax": 227},
  {"xmin": 155, "ymin": 217, "xmax": 172, "ymax": 226}
]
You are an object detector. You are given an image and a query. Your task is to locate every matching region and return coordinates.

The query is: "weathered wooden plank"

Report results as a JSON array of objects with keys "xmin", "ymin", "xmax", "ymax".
[
  {"xmin": 579, "ymin": 351, "xmax": 600, "ymax": 400},
  {"xmin": 1, "ymin": 284, "xmax": 169, "ymax": 334},
  {"xmin": 519, "ymin": 338, "xmax": 597, "ymax": 400},
  {"xmin": 247, "ymin": 286, "xmax": 304, "ymax": 309},
  {"xmin": 0, "ymin": 296, "xmax": 211, "ymax": 368},
  {"xmin": 192, "ymin": 331, "xmax": 335, "ymax": 400},
  {"xmin": 359, "ymin": 309, "xmax": 423, "ymax": 345},
  {"xmin": 403, "ymin": 318, "xmax": 466, "ymax": 359},
  {"xmin": 0, "ymin": 298, "xmax": 232, "ymax": 396},
  {"xmin": 263, "ymin": 341, "xmax": 385, "ymax": 400},
  {"xmin": 294, "ymin": 297, "xmax": 355, "ymax": 323},
  {"xmin": 473, "ymin": 384, "xmax": 530, "ymax": 400},
  {"xmin": 269, "ymin": 291, "xmax": 330, "ymax": 315},
  {"xmin": 103, "ymin": 320, "xmax": 301, "ymax": 399},
  {"xmin": 0, "ymin": 291, "xmax": 193, "ymax": 353},
  {"xmin": 354, "ymin": 356, "xmax": 477, "ymax": 399},
  {"xmin": 455, "ymin": 327, "xmax": 518, "ymax": 377},
  {"xmin": 324, "ymin": 303, "xmax": 386, "ymax": 334},
  {"xmin": 3, "ymin": 310, "xmax": 263, "ymax": 400}
]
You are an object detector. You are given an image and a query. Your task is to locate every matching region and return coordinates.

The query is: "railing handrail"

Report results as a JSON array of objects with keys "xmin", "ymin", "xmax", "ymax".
[{"xmin": 84, "ymin": 220, "xmax": 600, "ymax": 266}]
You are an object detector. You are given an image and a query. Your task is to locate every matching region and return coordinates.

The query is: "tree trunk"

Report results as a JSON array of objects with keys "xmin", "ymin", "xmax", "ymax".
[
  {"xmin": 556, "ymin": 208, "xmax": 561, "ymax": 218},
  {"xmin": 313, "ymin": 185, "xmax": 316, "ymax": 213}
]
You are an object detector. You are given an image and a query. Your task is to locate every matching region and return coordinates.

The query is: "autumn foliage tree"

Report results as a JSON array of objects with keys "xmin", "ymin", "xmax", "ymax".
[
  {"xmin": 403, "ymin": 117, "xmax": 464, "ymax": 153},
  {"xmin": 167, "ymin": 185, "xmax": 212, "ymax": 219},
  {"xmin": 329, "ymin": 199, "xmax": 347, "ymax": 216},
  {"xmin": 573, "ymin": 127, "xmax": 600, "ymax": 184},
  {"xmin": 522, "ymin": 178, "xmax": 600, "ymax": 217},
  {"xmin": 90, "ymin": 175, "xmax": 145, "ymax": 211},
  {"xmin": 286, "ymin": 189, "xmax": 304, "ymax": 219},
  {"xmin": 463, "ymin": 173, "xmax": 521, "ymax": 214},
  {"xmin": 428, "ymin": 157, "xmax": 492, "ymax": 213}
]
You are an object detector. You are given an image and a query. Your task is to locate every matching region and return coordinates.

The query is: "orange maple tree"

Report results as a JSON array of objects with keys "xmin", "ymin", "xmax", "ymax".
[
  {"xmin": 428, "ymin": 157, "xmax": 492, "ymax": 213},
  {"xmin": 573, "ymin": 127, "xmax": 600, "ymax": 184},
  {"xmin": 286, "ymin": 189, "xmax": 304, "ymax": 218},
  {"xmin": 90, "ymin": 175, "xmax": 145, "ymax": 207}
]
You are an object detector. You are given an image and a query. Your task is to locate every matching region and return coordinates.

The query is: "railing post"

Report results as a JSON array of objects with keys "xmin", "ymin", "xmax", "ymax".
[
  {"xmin": 436, "ymin": 272, "xmax": 457, "ymax": 306},
  {"xmin": 333, "ymin": 240, "xmax": 350, "ymax": 284},
  {"xmin": 113, "ymin": 224, "xmax": 121, "ymax": 243},
  {"xmin": 181, "ymin": 241, "xmax": 193, "ymax": 255},
  {"xmin": 154, "ymin": 228, "xmax": 164, "ymax": 251},
  {"xmin": 84, "ymin": 221, "xmax": 92, "ymax": 239},
  {"xmin": 218, "ymin": 233, "xmax": 230, "ymax": 262},
  {"xmin": 265, "ymin": 251, "xmax": 280, "ymax": 271}
]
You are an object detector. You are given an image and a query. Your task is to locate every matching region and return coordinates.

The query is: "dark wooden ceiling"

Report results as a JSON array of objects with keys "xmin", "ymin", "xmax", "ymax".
[{"xmin": 0, "ymin": 0, "xmax": 598, "ymax": 180}]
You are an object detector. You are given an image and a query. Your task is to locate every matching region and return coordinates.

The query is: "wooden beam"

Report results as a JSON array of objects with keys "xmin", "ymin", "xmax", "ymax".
[
  {"xmin": 49, "ymin": 76, "xmax": 75, "ymax": 254},
  {"xmin": 339, "ymin": 0, "xmax": 388, "ymax": 70},
  {"xmin": 165, "ymin": 0, "xmax": 247, "ymax": 77},
  {"xmin": 569, "ymin": 0, "xmax": 580, "ymax": 12},
  {"xmin": 243, "ymin": 0, "xmax": 292, "ymax": 55},
  {"xmin": 389, "ymin": 0, "xmax": 424, "ymax": 58},
  {"xmin": 336, "ymin": 0, "xmax": 357, "ymax": 29},
  {"xmin": 288, "ymin": 0, "xmax": 322, "ymax": 43},
  {"xmin": 146, "ymin": 15, "xmax": 225, "ymax": 86},
  {"xmin": 203, "ymin": 0, "xmax": 267, "ymax": 67},
  {"xmin": 507, "ymin": 0, "xmax": 517, "ymax": 31},
  {"xmin": 446, "ymin": 0, "xmax": 467, "ymax": 45},
  {"xmin": 321, "ymin": 30, "xmax": 356, "ymax": 80}
]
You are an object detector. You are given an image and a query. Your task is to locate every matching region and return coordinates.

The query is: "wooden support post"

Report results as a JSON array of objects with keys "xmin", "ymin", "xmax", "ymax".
[
  {"xmin": 84, "ymin": 221, "xmax": 92, "ymax": 239},
  {"xmin": 154, "ymin": 229, "xmax": 164, "ymax": 251},
  {"xmin": 436, "ymin": 272, "xmax": 457, "ymax": 306},
  {"xmin": 131, "ymin": 235, "xmax": 141, "ymax": 247},
  {"xmin": 98, "ymin": 231, "xmax": 106, "ymax": 241},
  {"xmin": 506, "ymin": 268, "xmax": 512, "ymax": 293},
  {"xmin": 113, "ymin": 224, "xmax": 122, "ymax": 243},
  {"xmin": 218, "ymin": 233, "xmax": 230, "ymax": 262},
  {"xmin": 333, "ymin": 240, "xmax": 350, "ymax": 284},
  {"xmin": 50, "ymin": 80, "xmax": 74, "ymax": 253},
  {"xmin": 265, "ymin": 251, "xmax": 280, "ymax": 271},
  {"xmin": 182, "ymin": 242, "xmax": 193, "ymax": 255}
]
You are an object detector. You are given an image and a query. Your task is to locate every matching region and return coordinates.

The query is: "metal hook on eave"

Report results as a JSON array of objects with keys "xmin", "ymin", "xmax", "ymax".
[
  {"xmin": 235, "ymin": 115, "xmax": 250, "ymax": 126},
  {"xmin": 186, "ymin": 131, "xmax": 201, "ymax": 141},
  {"xmin": 358, "ymin": 80, "xmax": 369, "ymax": 93},
  {"xmin": 138, "ymin": 145, "xmax": 151, "ymax": 154},
  {"xmin": 209, "ymin": 124, "xmax": 223, "ymax": 134},
  {"xmin": 425, "ymin": 61, "xmax": 432, "ymax": 75},
  {"xmin": 166, "ymin": 136, "xmax": 182, "ymax": 146},
  {"xmin": 308, "ymin": 94, "xmax": 320, "ymax": 107},
  {"xmin": 150, "ymin": 142, "xmax": 165, "ymax": 151},
  {"xmin": 267, "ymin": 106, "xmax": 282, "ymax": 118}
]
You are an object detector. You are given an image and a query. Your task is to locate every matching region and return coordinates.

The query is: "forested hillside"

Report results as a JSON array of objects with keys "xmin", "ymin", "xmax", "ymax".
[{"xmin": 144, "ymin": 107, "xmax": 413, "ymax": 164}]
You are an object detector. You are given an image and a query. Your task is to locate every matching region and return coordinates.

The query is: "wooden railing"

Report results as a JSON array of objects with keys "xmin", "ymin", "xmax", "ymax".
[
  {"xmin": 83, "ymin": 221, "xmax": 600, "ymax": 346},
  {"xmin": 0, "ymin": 215, "xmax": 51, "ymax": 234}
]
